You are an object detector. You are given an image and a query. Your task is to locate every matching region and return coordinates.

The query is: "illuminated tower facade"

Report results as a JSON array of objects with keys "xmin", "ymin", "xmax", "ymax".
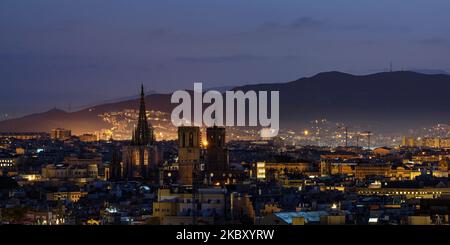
[{"xmin": 178, "ymin": 126, "xmax": 201, "ymax": 186}]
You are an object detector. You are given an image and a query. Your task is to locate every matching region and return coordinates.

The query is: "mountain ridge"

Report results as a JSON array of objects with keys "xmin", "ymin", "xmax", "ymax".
[{"xmin": 1, "ymin": 70, "xmax": 450, "ymax": 134}]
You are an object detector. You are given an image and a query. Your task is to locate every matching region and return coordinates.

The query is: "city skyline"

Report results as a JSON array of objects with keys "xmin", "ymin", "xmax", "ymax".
[
  {"xmin": 1, "ymin": 92, "xmax": 449, "ymax": 226},
  {"xmin": 2, "ymin": 1, "xmax": 450, "ymax": 232}
]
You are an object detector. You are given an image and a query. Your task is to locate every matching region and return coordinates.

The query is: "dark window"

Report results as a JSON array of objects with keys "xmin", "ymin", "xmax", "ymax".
[
  {"xmin": 181, "ymin": 133, "xmax": 186, "ymax": 147},
  {"xmin": 189, "ymin": 132, "xmax": 194, "ymax": 147}
]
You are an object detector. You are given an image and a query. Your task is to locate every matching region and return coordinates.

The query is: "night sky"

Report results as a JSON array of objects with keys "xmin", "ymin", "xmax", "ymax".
[{"xmin": 1, "ymin": 0, "xmax": 450, "ymax": 118}]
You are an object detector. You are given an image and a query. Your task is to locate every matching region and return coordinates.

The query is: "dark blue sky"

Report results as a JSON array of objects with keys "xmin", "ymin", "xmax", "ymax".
[{"xmin": 1, "ymin": 0, "xmax": 450, "ymax": 118}]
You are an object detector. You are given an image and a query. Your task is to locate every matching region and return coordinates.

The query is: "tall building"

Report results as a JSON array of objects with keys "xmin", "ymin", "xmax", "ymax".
[
  {"xmin": 132, "ymin": 84, "xmax": 155, "ymax": 145},
  {"xmin": 403, "ymin": 136, "xmax": 450, "ymax": 148},
  {"xmin": 51, "ymin": 128, "xmax": 71, "ymax": 141},
  {"xmin": 122, "ymin": 85, "xmax": 159, "ymax": 181},
  {"xmin": 109, "ymin": 149, "xmax": 122, "ymax": 180},
  {"xmin": 178, "ymin": 126, "xmax": 201, "ymax": 186},
  {"xmin": 205, "ymin": 126, "xmax": 228, "ymax": 172},
  {"xmin": 421, "ymin": 138, "xmax": 441, "ymax": 148},
  {"xmin": 402, "ymin": 136, "xmax": 414, "ymax": 147}
]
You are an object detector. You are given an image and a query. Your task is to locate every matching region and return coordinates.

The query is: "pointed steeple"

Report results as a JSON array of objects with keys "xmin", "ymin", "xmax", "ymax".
[{"xmin": 132, "ymin": 84, "xmax": 154, "ymax": 145}]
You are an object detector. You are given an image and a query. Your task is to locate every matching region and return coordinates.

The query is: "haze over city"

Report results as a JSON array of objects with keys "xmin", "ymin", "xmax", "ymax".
[{"xmin": 2, "ymin": 0, "xmax": 450, "ymax": 118}]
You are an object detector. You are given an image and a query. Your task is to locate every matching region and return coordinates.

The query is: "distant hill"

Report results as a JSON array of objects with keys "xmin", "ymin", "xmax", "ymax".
[
  {"xmin": 205, "ymin": 85, "xmax": 236, "ymax": 93},
  {"xmin": 236, "ymin": 71, "xmax": 450, "ymax": 132},
  {"xmin": 71, "ymin": 89, "xmax": 159, "ymax": 111},
  {"xmin": 410, "ymin": 69, "xmax": 450, "ymax": 75},
  {"xmin": 1, "ymin": 71, "xmax": 450, "ymax": 134}
]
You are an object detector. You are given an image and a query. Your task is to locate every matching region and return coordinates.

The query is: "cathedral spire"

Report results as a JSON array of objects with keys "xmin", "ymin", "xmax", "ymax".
[{"xmin": 132, "ymin": 84, "xmax": 154, "ymax": 145}]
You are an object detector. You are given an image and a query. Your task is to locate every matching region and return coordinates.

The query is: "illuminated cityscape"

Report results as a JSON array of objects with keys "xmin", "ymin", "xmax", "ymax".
[
  {"xmin": 1, "ymin": 84, "xmax": 450, "ymax": 226},
  {"xmin": 1, "ymin": 3, "xmax": 450, "ymax": 243}
]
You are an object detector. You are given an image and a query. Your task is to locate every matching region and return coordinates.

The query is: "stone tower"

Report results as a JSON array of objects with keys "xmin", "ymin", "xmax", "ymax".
[{"xmin": 178, "ymin": 126, "xmax": 201, "ymax": 186}]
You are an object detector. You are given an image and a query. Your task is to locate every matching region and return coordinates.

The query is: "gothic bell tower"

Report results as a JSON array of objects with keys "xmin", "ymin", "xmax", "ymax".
[{"xmin": 122, "ymin": 84, "xmax": 159, "ymax": 181}]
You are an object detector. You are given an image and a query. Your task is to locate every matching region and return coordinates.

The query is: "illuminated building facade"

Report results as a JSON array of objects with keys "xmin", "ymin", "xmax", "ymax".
[
  {"xmin": 177, "ymin": 126, "xmax": 201, "ymax": 186},
  {"xmin": 64, "ymin": 155, "xmax": 102, "ymax": 166},
  {"xmin": 46, "ymin": 191, "xmax": 88, "ymax": 202},
  {"xmin": 320, "ymin": 161, "xmax": 357, "ymax": 176},
  {"xmin": 78, "ymin": 134, "xmax": 98, "ymax": 142},
  {"xmin": 51, "ymin": 128, "xmax": 72, "ymax": 141},
  {"xmin": 41, "ymin": 163, "xmax": 99, "ymax": 182},
  {"xmin": 356, "ymin": 187, "xmax": 450, "ymax": 199},
  {"xmin": 152, "ymin": 187, "xmax": 226, "ymax": 225},
  {"xmin": 354, "ymin": 164, "xmax": 391, "ymax": 179},
  {"xmin": 0, "ymin": 132, "xmax": 49, "ymax": 140},
  {"xmin": 402, "ymin": 136, "xmax": 450, "ymax": 148},
  {"xmin": 256, "ymin": 162, "xmax": 266, "ymax": 180},
  {"xmin": 0, "ymin": 153, "xmax": 17, "ymax": 176},
  {"xmin": 402, "ymin": 136, "xmax": 416, "ymax": 147},
  {"xmin": 255, "ymin": 162, "xmax": 313, "ymax": 180}
]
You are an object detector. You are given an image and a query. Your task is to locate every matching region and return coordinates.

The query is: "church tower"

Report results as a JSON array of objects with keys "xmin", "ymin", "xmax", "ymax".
[
  {"xmin": 132, "ymin": 84, "xmax": 154, "ymax": 145},
  {"xmin": 205, "ymin": 126, "xmax": 228, "ymax": 172},
  {"xmin": 178, "ymin": 126, "xmax": 201, "ymax": 186},
  {"xmin": 122, "ymin": 84, "xmax": 159, "ymax": 181}
]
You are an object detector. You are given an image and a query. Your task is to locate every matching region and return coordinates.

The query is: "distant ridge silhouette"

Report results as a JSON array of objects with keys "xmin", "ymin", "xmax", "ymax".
[{"xmin": 1, "ymin": 71, "xmax": 450, "ymax": 134}]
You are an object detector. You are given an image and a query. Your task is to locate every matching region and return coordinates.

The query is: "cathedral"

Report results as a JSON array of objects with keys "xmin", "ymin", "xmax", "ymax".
[{"xmin": 121, "ymin": 85, "xmax": 160, "ymax": 181}]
